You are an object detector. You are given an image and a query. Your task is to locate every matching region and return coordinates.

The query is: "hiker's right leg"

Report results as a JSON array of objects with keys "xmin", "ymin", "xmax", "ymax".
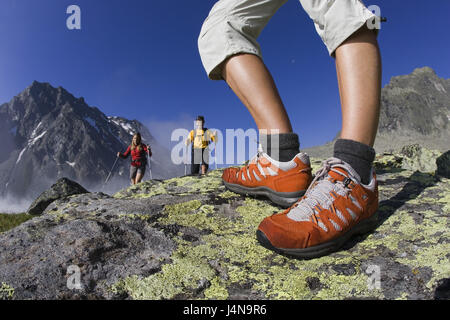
[
  {"xmin": 130, "ymin": 166, "xmax": 137, "ymax": 185},
  {"xmin": 223, "ymin": 54, "xmax": 292, "ymax": 133},
  {"xmin": 191, "ymin": 148, "xmax": 201, "ymax": 175},
  {"xmin": 198, "ymin": 0, "xmax": 311, "ymax": 207},
  {"xmin": 191, "ymin": 163, "xmax": 200, "ymax": 175},
  {"xmin": 198, "ymin": 0, "xmax": 302, "ymax": 162},
  {"xmin": 198, "ymin": 0, "xmax": 292, "ymax": 134}
]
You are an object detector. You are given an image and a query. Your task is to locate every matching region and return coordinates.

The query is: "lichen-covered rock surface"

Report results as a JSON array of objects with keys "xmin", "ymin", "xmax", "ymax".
[{"xmin": 0, "ymin": 145, "xmax": 449, "ymax": 300}]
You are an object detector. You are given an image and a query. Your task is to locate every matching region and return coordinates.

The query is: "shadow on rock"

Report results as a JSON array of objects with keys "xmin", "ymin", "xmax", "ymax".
[
  {"xmin": 434, "ymin": 278, "xmax": 450, "ymax": 300},
  {"xmin": 341, "ymin": 171, "xmax": 437, "ymax": 252},
  {"xmin": 376, "ymin": 171, "xmax": 437, "ymax": 226}
]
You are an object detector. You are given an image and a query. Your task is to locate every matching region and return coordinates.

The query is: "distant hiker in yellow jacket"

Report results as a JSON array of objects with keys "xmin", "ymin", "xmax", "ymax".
[{"xmin": 185, "ymin": 116, "xmax": 217, "ymax": 175}]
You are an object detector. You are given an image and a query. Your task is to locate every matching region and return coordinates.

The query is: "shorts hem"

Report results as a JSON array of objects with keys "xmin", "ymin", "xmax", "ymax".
[
  {"xmin": 207, "ymin": 48, "xmax": 262, "ymax": 81},
  {"xmin": 326, "ymin": 16, "xmax": 379, "ymax": 57}
]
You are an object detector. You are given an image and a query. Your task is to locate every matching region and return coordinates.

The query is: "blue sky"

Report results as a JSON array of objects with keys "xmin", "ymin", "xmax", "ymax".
[{"xmin": 1, "ymin": 0, "xmax": 449, "ymax": 151}]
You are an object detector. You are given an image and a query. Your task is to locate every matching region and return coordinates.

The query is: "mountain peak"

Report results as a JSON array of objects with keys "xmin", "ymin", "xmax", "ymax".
[
  {"xmin": 26, "ymin": 80, "xmax": 54, "ymax": 93},
  {"xmin": 412, "ymin": 66, "xmax": 437, "ymax": 76},
  {"xmin": 378, "ymin": 66, "xmax": 450, "ymax": 143},
  {"xmin": 29, "ymin": 80, "xmax": 50, "ymax": 87},
  {"xmin": 15, "ymin": 81, "xmax": 87, "ymax": 115},
  {"xmin": 24, "ymin": 81, "xmax": 79, "ymax": 98}
]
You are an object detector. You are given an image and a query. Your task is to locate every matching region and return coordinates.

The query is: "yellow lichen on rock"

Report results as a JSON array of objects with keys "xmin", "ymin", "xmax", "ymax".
[{"xmin": 0, "ymin": 282, "xmax": 14, "ymax": 300}]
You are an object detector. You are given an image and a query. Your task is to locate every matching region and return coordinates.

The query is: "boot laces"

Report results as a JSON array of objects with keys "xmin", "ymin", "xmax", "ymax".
[
  {"xmin": 238, "ymin": 142, "xmax": 264, "ymax": 177},
  {"xmin": 287, "ymin": 157, "xmax": 360, "ymax": 222}
]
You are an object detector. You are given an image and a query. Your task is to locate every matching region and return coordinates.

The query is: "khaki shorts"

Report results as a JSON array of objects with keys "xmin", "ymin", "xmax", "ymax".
[
  {"xmin": 130, "ymin": 165, "xmax": 146, "ymax": 180},
  {"xmin": 198, "ymin": 0, "xmax": 377, "ymax": 80}
]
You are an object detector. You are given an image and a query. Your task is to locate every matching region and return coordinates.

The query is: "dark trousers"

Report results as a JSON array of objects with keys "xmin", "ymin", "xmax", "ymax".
[{"xmin": 191, "ymin": 147, "xmax": 209, "ymax": 175}]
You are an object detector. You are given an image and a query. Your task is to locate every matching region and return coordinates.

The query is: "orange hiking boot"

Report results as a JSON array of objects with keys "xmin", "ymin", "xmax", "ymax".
[
  {"xmin": 222, "ymin": 146, "xmax": 312, "ymax": 207},
  {"xmin": 257, "ymin": 157, "xmax": 379, "ymax": 259}
]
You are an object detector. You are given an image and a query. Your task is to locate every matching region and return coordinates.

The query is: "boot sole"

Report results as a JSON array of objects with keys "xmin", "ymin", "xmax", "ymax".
[
  {"xmin": 223, "ymin": 180, "xmax": 305, "ymax": 208},
  {"xmin": 257, "ymin": 212, "xmax": 379, "ymax": 259}
]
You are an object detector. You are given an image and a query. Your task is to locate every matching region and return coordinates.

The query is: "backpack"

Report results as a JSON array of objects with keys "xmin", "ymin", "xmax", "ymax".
[{"xmin": 193, "ymin": 127, "xmax": 210, "ymax": 148}]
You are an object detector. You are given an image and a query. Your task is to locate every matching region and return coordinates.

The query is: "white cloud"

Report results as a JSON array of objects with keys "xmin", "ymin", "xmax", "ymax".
[
  {"xmin": 0, "ymin": 195, "xmax": 32, "ymax": 213},
  {"xmin": 144, "ymin": 113, "xmax": 195, "ymax": 147}
]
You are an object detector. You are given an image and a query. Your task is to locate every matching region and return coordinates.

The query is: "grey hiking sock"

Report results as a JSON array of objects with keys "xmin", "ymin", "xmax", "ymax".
[
  {"xmin": 260, "ymin": 133, "xmax": 300, "ymax": 162},
  {"xmin": 333, "ymin": 139, "xmax": 376, "ymax": 185}
]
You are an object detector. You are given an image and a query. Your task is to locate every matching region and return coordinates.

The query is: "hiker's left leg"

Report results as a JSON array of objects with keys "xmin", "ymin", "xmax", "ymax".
[
  {"xmin": 299, "ymin": 0, "xmax": 381, "ymax": 184},
  {"xmin": 137, "ymin": 166, "xmax": 146, "ymax": 183},
  {"xmin": 135, "ymin": 174, "xmax": 142, "ymax": 183},
  {"xmin": 335, "ymin": 25, "xmax": 381, "ymax": 147},
  {"xmin": 257, "ymin": 1, "xmax": 382, "ymax": 258}
]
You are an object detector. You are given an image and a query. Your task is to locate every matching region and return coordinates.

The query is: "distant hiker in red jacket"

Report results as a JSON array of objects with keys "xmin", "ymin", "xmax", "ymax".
[{"xmin": 118, "ymin": 132, "xmax": 152, "ymax": 185}]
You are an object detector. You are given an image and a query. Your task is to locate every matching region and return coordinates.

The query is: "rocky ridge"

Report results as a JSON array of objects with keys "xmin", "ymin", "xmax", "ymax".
[{"xmin": 305, "ymin": 67, "xmax": 450, "ymax": 158}]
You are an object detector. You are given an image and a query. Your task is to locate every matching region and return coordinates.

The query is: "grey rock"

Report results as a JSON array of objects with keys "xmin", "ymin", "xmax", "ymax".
[
  {"xmin": 436, "ymin": 150, "xmax": 450, "ymax": 178},
  {"xmin": 400, "ymin": 144, "xmax": 442, "ymax": 173},
  {"xmin": 1, "ymin": 191, "xmax": 174, "ymax": 300}
]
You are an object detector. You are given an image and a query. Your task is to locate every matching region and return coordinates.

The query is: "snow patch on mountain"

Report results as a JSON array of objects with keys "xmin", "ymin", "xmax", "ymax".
[
  {"xmin": 109, "ymin": 117, "xmax": 134, "ymax": 136},
  {"xmin": 16, "ymin": 148, "xmax": 27, "ymax": 164},
  {"xmin": 29, "ymin": 131, "xmax": 47, "ymax": 147},
  {"xmin": 30, "ymin": 122, "xmax": 43, "ymax": 139},
  {"xmin": 66, "ymin": 161, "xmax": 76, "ymax": 167}
]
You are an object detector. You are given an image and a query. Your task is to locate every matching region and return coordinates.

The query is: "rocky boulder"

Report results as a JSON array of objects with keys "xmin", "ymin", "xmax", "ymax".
[
  {"xmin": 0, "ymin": 145, "xmax": 449, "ymax": 300},
  {"xmin": 436, "ymin": 151, "xmax": 450, "ymax": 178},
  {"xmin": 400, "ymin": 144, "xmax": 442, "ymax": 173},
  {"xmin": 27, "ymin": 178, "xmax": 88, "ymax": 215}
]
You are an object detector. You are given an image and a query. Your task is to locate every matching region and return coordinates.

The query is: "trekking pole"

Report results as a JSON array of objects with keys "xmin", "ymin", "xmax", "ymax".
[
  {"xmin": 215, "ymin": 153, "xmax": 217, "ymax": 170},
  {"xmin": 104, "ymin": 155, "xmax": 119, "ymax": 185},
  {"xmin": 184, "ymin": 145, "xmax": 188, "ymax": 176},
  {"xmin": 214, "ymin": 142, "xmax": 217, "ymax": 170},
  {"xmin": 148, "ymin": 157, "xmax": 153, "ymax": 180}
]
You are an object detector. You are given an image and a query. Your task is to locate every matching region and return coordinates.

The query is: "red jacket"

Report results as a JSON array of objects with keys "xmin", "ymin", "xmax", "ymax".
[{"xmin": 119, "ymin": 144, "xmax": 151, "ymax": 167}]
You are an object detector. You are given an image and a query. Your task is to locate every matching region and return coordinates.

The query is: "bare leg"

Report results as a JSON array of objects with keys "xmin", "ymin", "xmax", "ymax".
[
  {"xmin": 135, "ymin": 173, "xmax": 143, "ymax": 184},
  {"xmin": 220, "ymin": 28, "xmax": 380, "ymax": 146},
  {"xmin": 130, "ymin": 179, "xmax": 135, "ymax": 185},
  {"xmin": 222, "ymin": 54, "xmax": 292, "ymax": 134},
  {"xmin": 201, "ymin": 165, "xmax": 207, "ymax": 175},
  {"xmin": 335, "ymin": 26, "xmax": 382, "ymax": 147}
]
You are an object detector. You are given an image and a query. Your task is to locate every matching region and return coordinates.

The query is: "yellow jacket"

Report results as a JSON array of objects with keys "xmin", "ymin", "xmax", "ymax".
[{"xmin": 186, "ymin": 129, "xmax": 217, "ymax": 149}]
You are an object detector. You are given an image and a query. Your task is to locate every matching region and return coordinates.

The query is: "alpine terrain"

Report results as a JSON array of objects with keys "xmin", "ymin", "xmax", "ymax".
[{"xmin": 0, "ymin": 81, "xmax": 183, "ymax": 210}]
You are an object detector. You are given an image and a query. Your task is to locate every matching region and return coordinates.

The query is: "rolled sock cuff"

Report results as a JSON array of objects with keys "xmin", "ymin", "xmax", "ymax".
[
  {"xmin": 333, "ymin": 139, "xmax": 375, "ymax": 184},
  {"xmin": 260, "ymin": 133, "xmax": 300, "ymax": 162}
]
